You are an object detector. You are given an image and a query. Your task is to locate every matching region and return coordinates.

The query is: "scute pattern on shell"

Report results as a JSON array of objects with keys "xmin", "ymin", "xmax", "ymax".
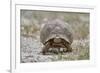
[{"xmin": 40, "ymin": 19, "xmax": 73, "ymax": 45}]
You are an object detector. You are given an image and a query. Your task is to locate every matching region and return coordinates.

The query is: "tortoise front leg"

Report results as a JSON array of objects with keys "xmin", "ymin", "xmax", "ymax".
[
  {"xmin": 42, "ymin": 43, "xmax": 50, "ymax": 55},
  {"xmin": 63, "ymin": 43, "xmax": 72, "ymax": 52},
  {"xmin": 66, "ymin": 45, "xmax": 72, "ymax": 52}
]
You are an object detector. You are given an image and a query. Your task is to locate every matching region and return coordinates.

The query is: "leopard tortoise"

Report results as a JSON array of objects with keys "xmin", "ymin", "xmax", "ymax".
[{"xmin": 40, "ymin": 19, "xmax": 73, "ymax": 55}]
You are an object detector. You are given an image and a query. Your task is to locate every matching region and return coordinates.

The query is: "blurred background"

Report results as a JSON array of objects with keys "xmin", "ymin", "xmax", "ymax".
[{"xmin": 20, "ymin": 10, "xmax": 90, "ymax": 63}]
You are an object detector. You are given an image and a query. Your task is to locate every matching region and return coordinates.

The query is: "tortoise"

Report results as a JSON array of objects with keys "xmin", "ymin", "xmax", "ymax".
[{"xmin": 40, "ymin": 19, "xmax": 73, "ymax": 55}]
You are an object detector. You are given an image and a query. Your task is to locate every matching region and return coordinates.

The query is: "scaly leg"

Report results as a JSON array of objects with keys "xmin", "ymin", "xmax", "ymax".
[
  {"xmin": 42, "ymin": 42, "xmax": 50, "ymax": 55},
  {"xmin": 63, "ymin": 43, "xmax": 72, "ymax": 52}
]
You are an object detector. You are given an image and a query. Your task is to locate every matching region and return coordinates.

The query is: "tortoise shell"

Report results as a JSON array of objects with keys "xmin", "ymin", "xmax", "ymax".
[{"xmin": 40, "ymin": 19, "xmax": 73, "ymax": 45}]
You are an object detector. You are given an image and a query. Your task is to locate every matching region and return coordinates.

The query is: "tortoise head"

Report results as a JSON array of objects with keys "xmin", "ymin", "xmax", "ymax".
[{"xmin": 53, "ymin": 37, "xmax": 62, "ymax": 43}]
